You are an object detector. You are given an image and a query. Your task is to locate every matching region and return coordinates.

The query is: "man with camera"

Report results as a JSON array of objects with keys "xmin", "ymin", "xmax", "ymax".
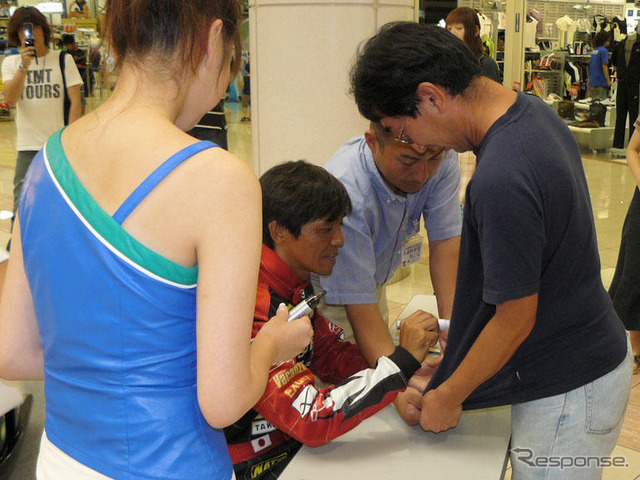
[{"xmin": 1, "ymin": 7, "xmax": 83, "ymax": 241}]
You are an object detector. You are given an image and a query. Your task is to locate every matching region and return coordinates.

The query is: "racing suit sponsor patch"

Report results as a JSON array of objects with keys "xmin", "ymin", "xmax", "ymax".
[
  {"xmin": 272, "ymin": 363, "xmax": 306, "ymax": 388},
  {"xmin": 251, "ymin": 419, "xmax": 276, "ymax": 436},
  {"xmin": 291, "ymin": 384, "xmax": 318, "ymax": 418},
  {"xmin": 250, "ymin": 453, "xmax": 288, "ymax": 479},
  {"xmin": 251, "ymin": 434, "xmax": 272, "ymax": 453}
]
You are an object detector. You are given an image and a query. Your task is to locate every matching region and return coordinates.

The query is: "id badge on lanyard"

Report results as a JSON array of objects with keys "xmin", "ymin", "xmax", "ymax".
[{"xmin": 401, "ymin": 219, "xmax": 423, "ymax": 268}]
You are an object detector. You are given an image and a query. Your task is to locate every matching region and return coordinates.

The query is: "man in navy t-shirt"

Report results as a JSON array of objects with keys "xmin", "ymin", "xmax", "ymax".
[{"xmin": 349, "ymin": 22, "xmax": 633, "ymax": 480}]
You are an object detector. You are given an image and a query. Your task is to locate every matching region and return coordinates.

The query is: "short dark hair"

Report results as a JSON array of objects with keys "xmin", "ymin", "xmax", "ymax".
[
  {"xmin": 370, "ymin": 121, "xmax": 393, "ymax": 147},
  {"xmin": 260, "ymin": 161, "xmax": 352, "ymax": 249},
  {"xmin": 8, "ymin": 6, "xmax": 51, "ymax": 48},
  {"xmin": 61, "ymin": 34, "xmax": 76, "ymax": 46},
  {"xmin": 350, "ymin": 22, "xmax": 480, "ymax": 122},
  {"xmin": 593, "ymin": 31, "xmax": 611, "ymax": 48},
  {"xmin": 105, "ymin": 0, "xmax": 242, "ymax": 75}
]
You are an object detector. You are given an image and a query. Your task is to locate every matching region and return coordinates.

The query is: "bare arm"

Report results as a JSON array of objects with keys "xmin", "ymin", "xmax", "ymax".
[
  {"xmin": 3, "ymin": 47, "xmax": 36, "ymax": 106},
  {"xmin": 345, "ymin": 303, "xmax": 395, "ymax": 367},
  {"xmin": 0, "ymin": 218, "xmax": 44, "ymax": 380},
  {"xmin": 0, "ymin": 258, "xmax": 7, "ymax": 290},
  {"xmin": 420, "ymin": 293, "xmax": 537, "ymax": 432},
  {"xmin": 3, "ymin": 70, "xmax": 27, "ymax": 106},
  {"xmin": 626, "ymin": 126, "xmax": 640, "ymax": 188},
  {"xmin": 67, "ymin": 84, "xmax": 83, "ymax": 124},
  {"xmin": 428, "ymin": 235, "xmax": 460, "ymax": 319},
  {"xmin": 194, "ymin": 154, "xmax": 311, "ymax": 429}
]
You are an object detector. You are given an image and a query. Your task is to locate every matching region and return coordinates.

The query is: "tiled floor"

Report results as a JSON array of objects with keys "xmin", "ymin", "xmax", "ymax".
[{"xmin": 1, "ymin": 96, "xmax": 638, "ymax": 478}]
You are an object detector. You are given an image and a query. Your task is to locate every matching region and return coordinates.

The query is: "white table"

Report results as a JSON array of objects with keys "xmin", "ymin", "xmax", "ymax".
[
  {"xmin": 281, "ymin": 294, "xmax": 512, "ymax": 480},
  {"xmin": 280, "ymin": 404, "xmax": 511, "ymax": 480},
  {"xmin": 567, "ymin": 125, "xmax": 615, "ymax": 153},
  {"xmin": 0, "ymin": 381, "xmax": 24, "ymax": 417}
]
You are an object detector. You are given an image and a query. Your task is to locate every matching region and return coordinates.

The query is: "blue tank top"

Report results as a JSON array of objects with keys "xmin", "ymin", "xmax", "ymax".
[{"xmin": 18, "ymin": 130, "xmax": 232, "ymax": 479}]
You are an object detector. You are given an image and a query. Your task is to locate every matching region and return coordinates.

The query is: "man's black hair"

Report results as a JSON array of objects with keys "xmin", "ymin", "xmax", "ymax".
[
  {"xmin": 61, "ymin": 34, "xmax": 76, "ymax": 46},
  {"xmin": 260, "ymin": 160, "xmax": 352, "ymax": 249},
  {"xmin": 350, "ymin": 22, "xmax": 481, "ymax": 122},
  {"xmin": 593, "ymin": 30, "xmax": 611, "ymax": 48}
]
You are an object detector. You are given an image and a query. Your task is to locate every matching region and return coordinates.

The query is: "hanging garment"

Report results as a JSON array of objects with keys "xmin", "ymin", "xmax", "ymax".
[
  {"xmin": 525, "ymin": 18, "xmax": 538, "ymax": 49},
  {"xmin": 478, "ymin": 12, "xmax": 492, "ymax": 39},
  {"xmin": 576, "ymin": 18, "xmax": 592, "ymax": 34},
  {"xmin": 528, "ymin": 9, "xmax": 544, "ymax": 36},
  {"xmin": 556, "ymin": 15, "xmax": 577, "ymax": 46},
  {"xmin": 612, "ymin": 17, "xmax": 628, "ymax": 36},
  {"xmin": 614, "ymin": 83, "xmax": 639, "ymax": 147},
  {"xmin": 612, "ymin": 34, "xmax": 640, "ymax": 147}
]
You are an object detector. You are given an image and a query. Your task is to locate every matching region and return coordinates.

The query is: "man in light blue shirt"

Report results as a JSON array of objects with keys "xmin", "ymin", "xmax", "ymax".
[{"xmin": 316, "ymin": 122, "xmax": 462, "ymax": 374}]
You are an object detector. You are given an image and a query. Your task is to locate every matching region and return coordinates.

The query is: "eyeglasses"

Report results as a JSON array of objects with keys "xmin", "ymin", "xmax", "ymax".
[
  {"xmin": 382, "ymin": 119, "xmax": 428, "ymax": 153},
  {"xmin": 396, "ymin": 119, "xmax": 413, "ymax": 145}
]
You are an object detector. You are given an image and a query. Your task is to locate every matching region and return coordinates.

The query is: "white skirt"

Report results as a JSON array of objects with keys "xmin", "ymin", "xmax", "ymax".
[
  {"xmin": 36, "ymin": 430, "xmax": 237, "ymax": 479},
  {"xmin": 36, "ymin": 431, "xmax": 113, "ymax": 479}
]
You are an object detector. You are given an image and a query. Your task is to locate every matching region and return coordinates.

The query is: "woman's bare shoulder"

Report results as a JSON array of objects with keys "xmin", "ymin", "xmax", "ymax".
[{"xmin": 186, "ymin": 145, "xmax": 259, "ymax": 197}]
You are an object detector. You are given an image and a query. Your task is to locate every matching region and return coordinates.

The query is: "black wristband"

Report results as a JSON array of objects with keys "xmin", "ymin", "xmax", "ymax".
[{"xmin": 388, "ymin": 346, "xmax": 422, "ymax": 382}]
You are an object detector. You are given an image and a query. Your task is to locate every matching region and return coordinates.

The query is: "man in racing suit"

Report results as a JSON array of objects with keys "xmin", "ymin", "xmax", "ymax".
[{"xmin": 224, "ymin": 161, "xmax": 440, "ymax": 479}]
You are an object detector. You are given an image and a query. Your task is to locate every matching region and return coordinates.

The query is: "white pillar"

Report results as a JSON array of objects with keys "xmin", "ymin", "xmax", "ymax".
[
  {"xmin": 503, "ymin": 0, "xmax": 525, "ymax": 91},
  {"xmin": 249, "ymin": 0, "xmax": 415, "ymax": 174}
]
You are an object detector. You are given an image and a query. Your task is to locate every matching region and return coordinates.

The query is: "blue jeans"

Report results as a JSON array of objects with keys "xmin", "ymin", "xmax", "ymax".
[
  {"xmin": 8, "ymin": 150, "xmax": 39, "ymax": 249},
  {"xmin": 12, "ymin": 150, "xmax": 39, "ymax": 218},
  {"xmin": 510, "ymin": 335, "xmax": 633, "ymax": 480}
]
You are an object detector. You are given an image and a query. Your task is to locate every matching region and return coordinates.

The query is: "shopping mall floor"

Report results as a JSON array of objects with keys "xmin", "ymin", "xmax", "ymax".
[{"xmin": 0, "ymin": 96, "xmax": 639, "ymax": 479}]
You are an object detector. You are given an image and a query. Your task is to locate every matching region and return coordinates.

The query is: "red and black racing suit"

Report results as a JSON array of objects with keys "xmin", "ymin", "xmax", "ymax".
[{"xmin": 224, "ymin": 245, "xmax": 421, "ymax": 480}]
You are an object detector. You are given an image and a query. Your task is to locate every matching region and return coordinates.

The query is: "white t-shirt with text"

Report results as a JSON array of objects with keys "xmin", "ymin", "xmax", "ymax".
[{"xmin": 2, "ymin": 49, "xmax": 83, "ymax": 151}]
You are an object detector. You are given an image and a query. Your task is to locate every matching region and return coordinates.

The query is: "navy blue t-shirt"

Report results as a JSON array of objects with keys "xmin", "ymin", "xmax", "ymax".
[{"xmin": 426, "ymin": 92, "xmax": 627, "ymax": 409}]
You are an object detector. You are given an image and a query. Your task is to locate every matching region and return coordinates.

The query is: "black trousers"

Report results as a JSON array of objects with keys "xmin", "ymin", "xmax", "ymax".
[
  {"xmin": 614, "ymin": 81, "xmax": 640, "ymax": 148},
  {"xmin": 609, "ymin": 187, "xmax": 640, "ymax": 330}
]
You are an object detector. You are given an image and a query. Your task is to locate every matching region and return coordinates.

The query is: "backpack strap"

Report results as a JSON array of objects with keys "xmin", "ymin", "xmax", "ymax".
[{"xmin": 59, "ymin": 51, "xmax": 70, "ymax": 125}]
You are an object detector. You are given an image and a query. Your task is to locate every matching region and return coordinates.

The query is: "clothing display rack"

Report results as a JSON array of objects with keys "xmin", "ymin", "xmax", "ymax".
[
  {"xmin": 524, "ymin": 51, "xmax": 566, "ymax": 98},
  {"xmin": 459, "ymin": 1, "xmax": 623, "ymax": 98},
  {"xmin": 456, "ymin": 1, "xmax": 626, "ymax": 152}
]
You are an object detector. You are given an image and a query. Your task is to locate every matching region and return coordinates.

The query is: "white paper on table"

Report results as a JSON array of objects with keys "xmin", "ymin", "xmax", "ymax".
[
  {"xmin": 390, "ymin": 294, "xmax": 441, "ymax": 346},
  {"xmin": 0, "ymin": 380, "xmax": 25, "ymax": 416}
]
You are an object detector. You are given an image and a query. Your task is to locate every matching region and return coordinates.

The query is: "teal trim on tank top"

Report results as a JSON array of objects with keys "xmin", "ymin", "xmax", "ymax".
[{"xmin": 45, "ymin": 129, "xmax": 198, "ymax": 286}]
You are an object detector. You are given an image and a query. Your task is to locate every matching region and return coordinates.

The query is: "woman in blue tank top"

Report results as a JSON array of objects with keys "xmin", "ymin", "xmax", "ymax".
[{"xmin": 0, "ymin": 1, "xmax": 313, "ymax": 478}]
